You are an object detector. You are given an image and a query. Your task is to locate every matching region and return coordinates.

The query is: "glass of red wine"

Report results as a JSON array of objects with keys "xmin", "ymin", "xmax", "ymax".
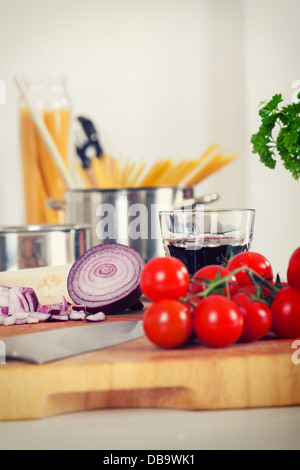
[{"xmin": 159, "ymin": 208, "xmax": 255, "ymax": 275}]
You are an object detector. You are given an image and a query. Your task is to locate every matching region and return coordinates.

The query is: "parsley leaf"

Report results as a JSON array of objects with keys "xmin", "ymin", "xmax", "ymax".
[{"xmin": 251, "ymin": 92, "xmax": 300, "ymax": 180}]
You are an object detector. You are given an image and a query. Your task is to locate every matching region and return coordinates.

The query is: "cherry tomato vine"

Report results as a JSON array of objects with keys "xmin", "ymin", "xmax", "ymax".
[{"xmin": 141, "ymin": 246, "xmax": 300, "ymax": 349}]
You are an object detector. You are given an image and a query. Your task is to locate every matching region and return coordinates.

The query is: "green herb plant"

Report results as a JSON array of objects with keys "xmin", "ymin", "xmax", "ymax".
[{"xmin": 251, "ymin": 92, "xmax": 300, "ymax": 180}]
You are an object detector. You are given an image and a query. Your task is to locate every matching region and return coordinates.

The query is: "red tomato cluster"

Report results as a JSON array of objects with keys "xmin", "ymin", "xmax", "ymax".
[{"xmin": 140, "ymin": 247, "xmax": 300, "ymax": 349}]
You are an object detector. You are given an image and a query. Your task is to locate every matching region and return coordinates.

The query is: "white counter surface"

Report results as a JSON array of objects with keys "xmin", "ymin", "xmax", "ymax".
[{"xmin": 1, "ymin": 406, "xmax": 299, "ymax": 450}]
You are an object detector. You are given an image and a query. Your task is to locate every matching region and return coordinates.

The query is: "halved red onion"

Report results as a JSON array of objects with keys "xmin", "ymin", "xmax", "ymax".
[
  {"xmin": 67, "ymin": 243, "xmax": 145, "ymax": 314},
  {"xmin": 129, "ymin": 299, "xmax": 144, "ymax": 311}
]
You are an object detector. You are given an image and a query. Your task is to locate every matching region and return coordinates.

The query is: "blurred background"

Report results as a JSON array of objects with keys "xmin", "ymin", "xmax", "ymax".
[{"xmin": 0, "ymin": 0, "xmax": 299, "ymax": 275}]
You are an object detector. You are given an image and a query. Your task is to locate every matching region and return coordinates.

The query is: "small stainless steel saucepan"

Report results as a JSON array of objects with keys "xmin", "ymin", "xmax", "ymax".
[
  {"xmin": 47, "ymin": 186, "xmax": 219, "ymax": 262},
  {"xmin": 0, "ymin": 224, "xmax": 91, "ymax": 271}
]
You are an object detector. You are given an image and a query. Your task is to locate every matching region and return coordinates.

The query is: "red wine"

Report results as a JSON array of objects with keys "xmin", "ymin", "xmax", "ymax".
[{"xmin": 166, "ymin": 242, "xmax": 249, "ymax": 275}]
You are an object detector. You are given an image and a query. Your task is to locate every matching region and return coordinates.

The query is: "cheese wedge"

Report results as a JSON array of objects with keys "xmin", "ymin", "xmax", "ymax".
[{"xmin": 0, "ymin": 264, "xmax": 72, "ymax": 306}]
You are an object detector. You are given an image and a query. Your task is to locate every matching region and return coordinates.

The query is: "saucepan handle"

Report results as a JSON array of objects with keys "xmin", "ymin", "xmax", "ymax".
[
  {"xmin": 174, "ymin": 192, "xmax": 219, "ymax": 208},
  {"xmin": 46, "ymin": 198, "xmax": 66, "ymax": 211},
  {"xmin": 46, "ymin": 192, "xmax": 219, "ymax": 212}
]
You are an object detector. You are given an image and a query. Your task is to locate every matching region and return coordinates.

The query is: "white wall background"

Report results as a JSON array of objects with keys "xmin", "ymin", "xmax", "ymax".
[{"xmin": 0, "ymin": 0, "xmax": 299, "ymax": 276}]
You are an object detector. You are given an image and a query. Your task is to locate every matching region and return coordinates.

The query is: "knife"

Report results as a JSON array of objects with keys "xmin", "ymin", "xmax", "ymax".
[{"xmin": 1, "ymin": 320, "xmax": 144, "ymax": 364}]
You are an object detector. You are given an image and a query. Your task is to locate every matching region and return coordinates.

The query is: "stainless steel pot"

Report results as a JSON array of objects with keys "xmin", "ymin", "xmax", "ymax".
[
  {"xmin": 48, "ymin": 187, "xmax": 218, "ymax": 263},
  {"xmin": 0, "ymin": 224, "xmax": 91, "ymax": 271}
]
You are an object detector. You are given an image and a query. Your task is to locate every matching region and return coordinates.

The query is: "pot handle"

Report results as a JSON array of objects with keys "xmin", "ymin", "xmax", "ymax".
[
  {"xmin": 174, "ymin": 192, "xmax": 219, "ymax": 208},
  {"xmin": 46, "ymin": 193, "xmax": 219, "ymax": 212},
  {"xmin": 46, "ymin": 198, "xmax": 66, "ymax": 211}
]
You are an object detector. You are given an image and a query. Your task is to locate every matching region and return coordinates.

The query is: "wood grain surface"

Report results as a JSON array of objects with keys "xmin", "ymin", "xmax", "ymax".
[{"xmin": 0, "ymin": 299, "xmax": 299, "ymax": 421}]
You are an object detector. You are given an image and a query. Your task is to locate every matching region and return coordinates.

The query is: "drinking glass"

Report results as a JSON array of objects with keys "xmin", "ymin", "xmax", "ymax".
[{"xmin": 159, "ymin": 208, "xmax": 255, "ymax": 275}]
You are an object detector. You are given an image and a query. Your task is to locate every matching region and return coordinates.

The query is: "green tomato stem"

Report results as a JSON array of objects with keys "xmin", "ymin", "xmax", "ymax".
[{"xmin": 181, "ymin": 266, "xmax": 279, "ymax": 303}]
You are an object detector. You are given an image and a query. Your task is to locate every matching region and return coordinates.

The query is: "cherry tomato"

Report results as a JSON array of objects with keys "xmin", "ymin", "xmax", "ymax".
[
  {"xmin": 287, "ymin": 247, "xmax": 300, "ymax": 289},
  {"xmin": 277, "ymin": 282, "xmax": 289, "ymax": 288},
  {"xmin": 184, "ymin": 294, "xmax": 202, "ymax": 315},
  {"xmin": 193, "ymin": 295, "xmax": 244, "ymax": 347},
  {"xmin": 143, "ymin": 299, "xmax": 193, "ymax": 348},
  {"xmin": 189, "ymin": 265, "xmax": 239, "ymax": 297},
  {"xmin": 240, "ymin": 283, "xmax": 272, "ymax": 299},
  {"xmin": 232, "ymin": 291, "xmax": 273, "ymax": 342},
  {"xmin": 227, "ymin": 252, "xmax": 273, "ymax": 287},
  {"xmin": 140, "ymin": 257, "xmax": 190, "ymax": 301},
  {"xmin": 271, "ymin": 287, "xmax": 300, "ymax": 339},
  {"xmin": 182, "ymin": 295, "xmax": 202, "ymax": 342}
]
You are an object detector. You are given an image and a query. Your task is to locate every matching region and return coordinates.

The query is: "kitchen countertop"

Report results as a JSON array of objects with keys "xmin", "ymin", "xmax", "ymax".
[
  {"xmin": 1, "ymin": 406, "xmax": 300, "ymax": 450},
  {"xmin": 1, "ymin": 286, "xmax": 299, "ymax": 450},
  {"xmin": 1, "ymin": 307, "xmax": 300, "ymax": 450}
]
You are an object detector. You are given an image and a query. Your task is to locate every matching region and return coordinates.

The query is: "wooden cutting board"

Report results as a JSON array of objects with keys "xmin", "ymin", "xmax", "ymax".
[{"xmin": 0, "ymin": 300, "xmax": 299, "ymax": 421}]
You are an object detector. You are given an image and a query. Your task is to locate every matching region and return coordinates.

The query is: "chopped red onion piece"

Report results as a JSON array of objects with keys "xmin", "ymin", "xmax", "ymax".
[
  {"xmin": 59, "ymin": 296, "xmax": 70, "ymax": 313},
  {"xmin": 67, "ymin": 243, "xmax": 145, "ymax": 314},
  {"xmin": 3, "ymin": 312, "xmax": 28, "ymax": 326},
  {"xmin": 49, "ymin": 305, "xmax": 61, "ymax": 315},
  {"xmin": 8, "ymin": 287, "xmax": 39, "ymax": 314},
  {"xmin": 0, "ymin": 286, "xmax": 10, "ymax": 308},
  {"xmin": 23, "ymin": 288, "xmax": 39, "ymax": 311},
  {"xmin": 28, "ymin": 311, "xmax": 51, "ymax": 322},
  {"xmin": 72, "ymin": 304, "xmax": 87, "ymax": 314},
  {"xmin": 37, "ymin": 304, "xmax": 51, "ymax": 314},
  {"xmin": 51, "ymin": 314, "xmax": 69, "ymax": 321},
  {"xmin": 26, "ymin": 316, "xmax": 39, "ymax": 324},
  {"xmin": 86, "ymin": 312, "xmax": 106, "ymax": 322},
  {"xmin": 15, "ymin": 312, "xmax": 28, "ymax": 319},
  {"xmin": 69, "ymin": 310, "xmax": 86, "ymax": 321},
  {"xmin": 0, "ymin": 306, "xmax": 9, "ymax": 316},
  {"xmin": 3, "ymin": 315, "xmax": 16, "ymax": 326},
  {"xmin": 8, "ymin": 287, "xmax": 28, "ymax": 314}
]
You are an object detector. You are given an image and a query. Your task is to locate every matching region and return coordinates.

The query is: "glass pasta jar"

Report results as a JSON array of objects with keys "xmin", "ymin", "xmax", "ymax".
[{"xmin": 19, "ymin": 75, "xmax": 71, "ymax": 224}]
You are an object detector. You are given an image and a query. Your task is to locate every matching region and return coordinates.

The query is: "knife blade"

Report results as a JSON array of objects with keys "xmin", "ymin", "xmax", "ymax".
[{"xmin": 1, "ymin": 320, "xmax": 144, "ymax": 364}]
